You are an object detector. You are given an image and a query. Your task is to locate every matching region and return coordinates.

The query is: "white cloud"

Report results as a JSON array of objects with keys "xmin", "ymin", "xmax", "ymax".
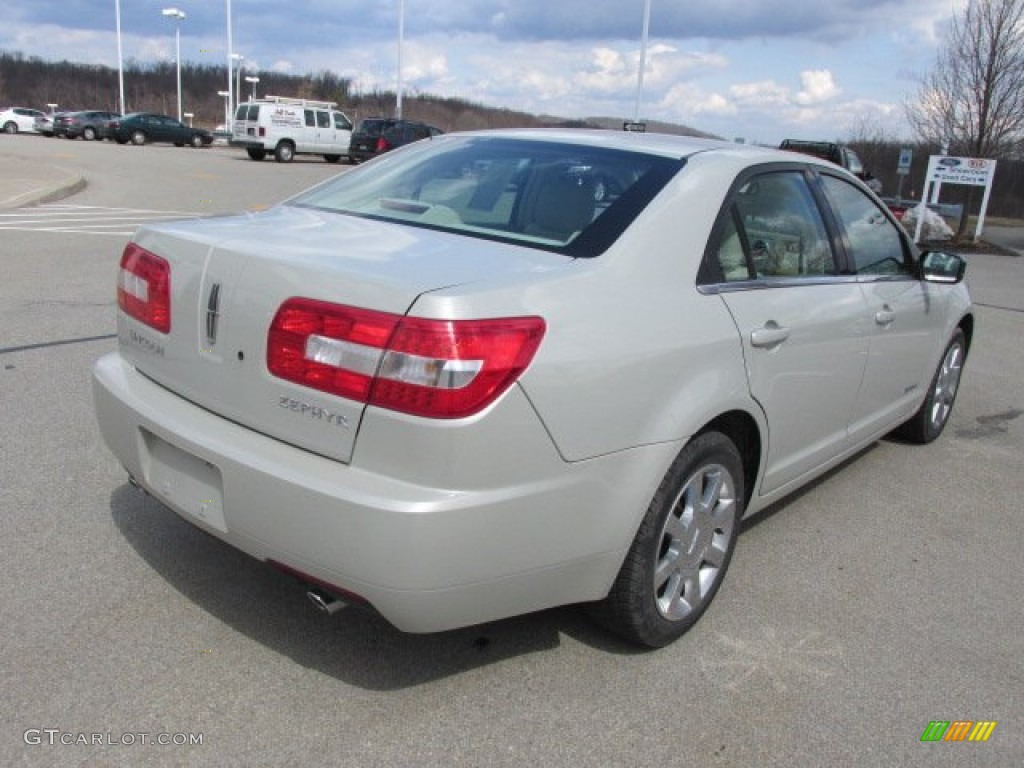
[{"xmin": 795, "ymin": 69, "xmax": 840, "ymax": 105}]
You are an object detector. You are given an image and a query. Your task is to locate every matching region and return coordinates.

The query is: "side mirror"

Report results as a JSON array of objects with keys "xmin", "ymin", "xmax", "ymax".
[{"xmin": 920, "ymin": 251, "xmax": 966, "ymax": 284}]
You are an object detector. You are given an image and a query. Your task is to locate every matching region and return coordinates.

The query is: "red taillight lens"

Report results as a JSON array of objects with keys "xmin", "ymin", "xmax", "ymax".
[
  {"xmin": 117, "ymin": 243, "xmax": 171, "ymax": 333},
  {"xmin": 375, "ymin": 136, "xmax": 390, "ymax": 152},
  {"xmin": 267, "ymin": 298, "xmax": 545, "ymax": 419}
]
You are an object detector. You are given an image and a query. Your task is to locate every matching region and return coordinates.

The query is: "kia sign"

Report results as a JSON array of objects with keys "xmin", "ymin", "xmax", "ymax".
[
  {"xmin": 914, "ymin": 155, "xmax": 998, "ymax": 243},
  {"xmin": 927, "ymin": 156, "xmax": 996, "ymax": 186}
]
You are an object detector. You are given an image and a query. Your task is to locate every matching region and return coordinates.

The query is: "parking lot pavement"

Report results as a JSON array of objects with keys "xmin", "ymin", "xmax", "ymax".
[{"xmin": 0, "ymin": 149, "xmax": 84, "ymax": 209}]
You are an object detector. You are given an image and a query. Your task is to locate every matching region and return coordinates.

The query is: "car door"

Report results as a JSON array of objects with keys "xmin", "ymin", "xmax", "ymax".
[
  {"xmin": 817, "ymin": 173, "xmax": 940, "ymax": 443},
  {"xmin": 704, "ymin": 168, "xmax": 871, "ymax": 495}
]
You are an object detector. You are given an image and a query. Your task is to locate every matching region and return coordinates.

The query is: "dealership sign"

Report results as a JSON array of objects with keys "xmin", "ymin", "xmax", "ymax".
[{"xmin": 914, "ymin": 155, "xmax": 997, "ymax": 243}]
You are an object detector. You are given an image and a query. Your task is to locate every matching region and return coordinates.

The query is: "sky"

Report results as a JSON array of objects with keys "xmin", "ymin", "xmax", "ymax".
[{"xmin": 3, "ymin": 1, "xmax": 967, "ymax": 144}]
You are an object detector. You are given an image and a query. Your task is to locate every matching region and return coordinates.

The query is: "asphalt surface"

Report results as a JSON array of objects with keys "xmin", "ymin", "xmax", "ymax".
[{"xmin": 1, "ymin": 134, "xmax": 1021, "ymax": 767}]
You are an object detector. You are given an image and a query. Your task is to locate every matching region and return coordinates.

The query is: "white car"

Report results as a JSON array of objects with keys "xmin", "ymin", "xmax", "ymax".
[
  {"xmin": 93, "ymin": 129, "xmax": 972, "ymax": 647},
  {"xmin": 1, "ymin": 106, "xmax": 47, "ymax": 134}
]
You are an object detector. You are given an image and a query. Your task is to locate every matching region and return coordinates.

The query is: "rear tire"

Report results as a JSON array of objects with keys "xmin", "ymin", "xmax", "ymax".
[
  {"xmin": 246, "ymin": 148, "xmax": 267, "ymax": 161},
  {"xmin": 274, "ymin": 141, "xmax": 295, "ymax": 163},
  {"xmin": 895, "ymin": 329, "xmax": 966, "ymax": 444},
  {"xmin": 591, "ymin": 431, "xmax": 744, "ymax": 648},
  {"xmin": 190, "ymin": 134, "xmax": 204, "ymax": 148},
  {"xmin": 83, "ymin": 126, "xmax": 97, "ymax": 141},
  {"xmin": 324, "ymin": 154, "xmax": 342, "ymax": 163},
  {"xmin": 131, "ymin": 130, "xmax": 146, "ymax": 146},
  {"xmin": 3, "ymin": 121, "xmax": 17, "ymax": 134}
]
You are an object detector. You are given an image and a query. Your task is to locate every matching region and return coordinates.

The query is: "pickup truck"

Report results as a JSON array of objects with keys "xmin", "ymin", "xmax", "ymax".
[{"xmin": 779, "ymin": 139, "xmax": 882, "ymax": 194}]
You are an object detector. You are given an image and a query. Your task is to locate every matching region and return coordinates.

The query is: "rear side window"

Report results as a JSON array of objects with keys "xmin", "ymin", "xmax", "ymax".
[
  {"xmin": 706, "ymin": 171, "xmax": 835, "ymax": 282},
  {"xmin": 304, "ymin": 109, "xmax": 316, "ymax": 127},
  {"xmin": 820, "ymin": 175, "xmax": 909, "ymax": 276},
  {"xmin": 316, "ymin": 110, "xmax": 331, "ymax": 128}
]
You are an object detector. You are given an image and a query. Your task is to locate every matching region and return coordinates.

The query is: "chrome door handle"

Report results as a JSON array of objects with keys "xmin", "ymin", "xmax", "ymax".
[{"xmin": 750, "ymin": 324, "xmax": 790, "ymax": 348}]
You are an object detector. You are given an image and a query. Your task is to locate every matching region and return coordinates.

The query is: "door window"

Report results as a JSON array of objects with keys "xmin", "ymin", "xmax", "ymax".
[
  {"xmin": 820, "ymin": 176, "xmax": 910, "ymax": 276},
  {"xmin": 316, "ymin": 110, "xmax": 331, "ymax": 129},
  {"xmin": 304, "ymin": 109, "xmax": 316, "ymax": 127}
]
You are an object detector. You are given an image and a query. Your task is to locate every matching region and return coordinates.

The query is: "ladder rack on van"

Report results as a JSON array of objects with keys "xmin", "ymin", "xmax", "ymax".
[{"xmin": 263, "ymin": 95, "xmax": 337, "ymax": 109}]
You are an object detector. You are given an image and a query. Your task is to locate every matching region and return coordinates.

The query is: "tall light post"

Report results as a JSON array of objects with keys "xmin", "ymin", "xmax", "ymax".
[
  {"xmin": 245, "ymin": 75, "xmax": 260, "ymax": 102},
  {"xmin": 634, "ymin": 0, "xmax": 652, "ymax": 123},
  {"xmin": 115, "ymin": 0, "xmax": 125, "ymax": 114},
  {"xmin": 395, "ymin": 0, "xmax": 405, "ymax": 119},
  {"xmin": 162, "ymin": 8, "xmax": 187, "ymax": 122},
  {"xmin": 226, "ymin": 0, "xmax": 234, "ymax": 121},
  {"xmin": 232, "ymin": 53, "xmax": 244, "ymax": 114},
  {"xmin": 217, "ymin": 90, "xmax": 231, "ymax": 129}
]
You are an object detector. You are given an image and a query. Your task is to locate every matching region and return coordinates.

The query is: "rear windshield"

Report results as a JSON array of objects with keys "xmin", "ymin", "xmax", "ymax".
[
  {"xmin": 291, "ymin": 135, "xmax": 682, "ymax": 256},
  {"xmin": 354, "ymin": 119, "xmax": 390, "ymax": 137}
]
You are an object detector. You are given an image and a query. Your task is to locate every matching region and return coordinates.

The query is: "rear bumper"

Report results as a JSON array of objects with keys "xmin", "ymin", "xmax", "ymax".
[
  {"xmin": 92, "ymin": 352, "xmax": 674, "ymax": 632},
  {"xmin": 229, "ymin": 138, "xmax": 265, "ymax": 150}
]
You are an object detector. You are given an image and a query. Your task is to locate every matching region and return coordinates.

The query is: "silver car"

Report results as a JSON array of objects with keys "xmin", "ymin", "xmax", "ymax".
[{"xmin": 93, "ymin": 129, "xmax": 972, "ymax": 647}]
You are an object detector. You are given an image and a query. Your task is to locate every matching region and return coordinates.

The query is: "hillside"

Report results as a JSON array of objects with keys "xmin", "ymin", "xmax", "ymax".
[{"xmin": 0, "ymin": 50, "xmax": 709, "ymax": 137}]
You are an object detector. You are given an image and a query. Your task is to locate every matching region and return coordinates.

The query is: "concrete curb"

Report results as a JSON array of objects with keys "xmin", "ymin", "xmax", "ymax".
[{"xmin": 0, "ymin": 154, "xmax": 87, "ymax": 210}]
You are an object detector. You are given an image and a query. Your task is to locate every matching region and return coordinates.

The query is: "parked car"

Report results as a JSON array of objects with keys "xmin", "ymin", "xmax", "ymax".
[
  {"xmin": 348, "ymin": 117, "xmax": 443, "ymax": 162},
  {"xmin": 93, "ymin": 129, "xmax": 972, "ymax": 648},
  {"xmin": 108, "ymin": 112, "xmax": 212, "ymax": 147},
  {"xmin": 55, "ymin": 110, "xmax": 122, "ymax": 140},
  {"xmin": 1, "ymin": 106, "xmax": 47, "ymax": 134},
  {"xmin": 33, "ymin": 113, "xmax": 57, "ymax": 136}
]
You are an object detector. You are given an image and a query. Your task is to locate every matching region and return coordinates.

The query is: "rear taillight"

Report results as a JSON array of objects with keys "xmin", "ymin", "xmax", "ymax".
[
  {"xmin": 117, "ymin": 243, "xmax": 171, "ymax": 333},
  {"xmin": 259, "ymin": 126, "xmax": 266, "ymax": 137},
  {"xmin": 267, "ymin": 298, "xmax": 545, "ymax": 419},
  {"xmin": 375, "ymin": 136, "xmax": 390, "ymax": 152}
]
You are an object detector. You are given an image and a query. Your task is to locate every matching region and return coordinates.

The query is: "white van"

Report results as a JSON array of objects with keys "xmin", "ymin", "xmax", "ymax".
[{"xmin": 230, "ymin": 95, "xmax": 354, "ymax": 163}]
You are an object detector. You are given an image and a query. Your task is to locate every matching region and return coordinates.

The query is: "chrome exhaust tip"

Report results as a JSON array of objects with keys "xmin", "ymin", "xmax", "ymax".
[{"xmin": 307, "ymin": 588, "xmax": 347, "ymax": 615}]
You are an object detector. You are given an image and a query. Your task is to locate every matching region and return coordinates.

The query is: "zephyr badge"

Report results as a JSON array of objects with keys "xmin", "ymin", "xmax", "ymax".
[{"xmin": 205, "ymin": 282, "xmax": 222, "ymax": 346}]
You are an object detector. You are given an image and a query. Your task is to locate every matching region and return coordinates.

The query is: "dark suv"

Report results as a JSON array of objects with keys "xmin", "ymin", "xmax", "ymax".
[{"xmin": 348, "ymin": 118, "xmax": 443, "ymax": 162}]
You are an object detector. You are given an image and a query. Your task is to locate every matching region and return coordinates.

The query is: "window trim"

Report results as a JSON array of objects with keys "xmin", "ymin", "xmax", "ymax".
[{"xmin": 697, "ymin": 162, "xmax": 851, "ymax": 292}]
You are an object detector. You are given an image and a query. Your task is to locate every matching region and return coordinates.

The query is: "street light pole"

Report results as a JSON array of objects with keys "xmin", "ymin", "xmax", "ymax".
[
  {"xmin": 217, "ymin": 90, "xmax": 230, "ymax": 129},
  {"xmin": 245, "ymin": 76, "xmax": 260, "ymax": 102},
  {"xmin": 115, "ymin": 0, "xmax": 125, "ymax": 114},
  {"xmin": 396, "ymin": 0, "xmax": 405, "ymax": 119},
  {"xmin": 162, "ymin": 8, "xmax": 187, "ymax": 122},
  {"xmin": 634, "ymin": 0, "xmax": 652, "ymax": 124},
  {"xmin": 226, "ymin": 0, "xmax": 234, "ymax": 121},
  {"xmin": 233, "ymin": 53, "xmax": 244, "ymax": 114}
]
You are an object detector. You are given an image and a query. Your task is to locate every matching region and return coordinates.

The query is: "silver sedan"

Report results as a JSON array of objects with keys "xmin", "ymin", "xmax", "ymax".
[{"xmin": 93, "ymin": 129, "xmax": 972, "ymax": 647}]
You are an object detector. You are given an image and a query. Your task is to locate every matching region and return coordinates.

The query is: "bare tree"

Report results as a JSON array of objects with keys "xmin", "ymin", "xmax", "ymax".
[{"xmin": 906, "ymin": 0, "xmax": 1024, "ymax": 234}]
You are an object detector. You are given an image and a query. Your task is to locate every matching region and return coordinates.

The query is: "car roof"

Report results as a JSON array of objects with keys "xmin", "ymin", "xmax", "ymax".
[{"xmin": 441, "ymin": 127, "xmax": 814, "ymax": 165}]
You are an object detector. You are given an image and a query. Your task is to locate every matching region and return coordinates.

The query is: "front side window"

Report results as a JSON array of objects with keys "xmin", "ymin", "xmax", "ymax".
[
  {"xmin": 292, "ymin": 136, "xmax": 682, "ymax": 256},
  {"xmin": 821, "ymin": 175, "xmax": 910, "ymax": 276},
  {"xmin": 317, "ymin": 110, "xmax": 331, "ymax": 128}
]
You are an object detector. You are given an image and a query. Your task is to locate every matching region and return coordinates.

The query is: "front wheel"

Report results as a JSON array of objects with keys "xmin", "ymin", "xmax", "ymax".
[
  {"xmin": 131, "ymin": 130, "xmax": 146, "ymax": 146},
  {"xmin": 274, "ymin": 141, "xmax": 295, "ymax": 163},
  {"xmin": 3, "ymin": 121, "xmax": 17, "ymax": 134},
  {"xmin": 83, "ymin": 126, "xmax": 97, "ymax": 141},
  {"xmin": 591, "ymin": 431, "xmax": 744, "ymax": 648},
  {"xmin": 190, "ymin": 134, "xmax": 204, "ymax": 148},
  {"xmin": 896, "ymin": 329, "xmax": 966, "ymax": 443}
]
